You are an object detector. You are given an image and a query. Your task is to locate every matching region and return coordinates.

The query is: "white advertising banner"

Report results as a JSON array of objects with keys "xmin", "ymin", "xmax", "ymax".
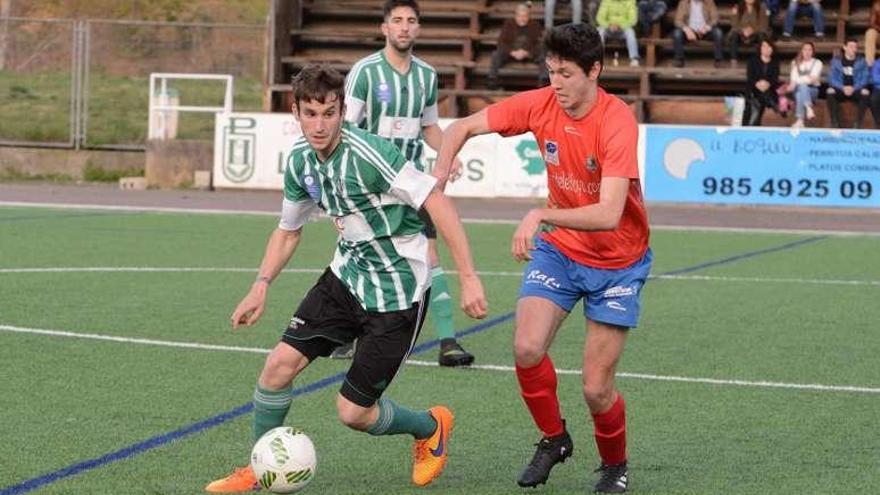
[
  {"xmin": 213, "ymin": 113, "xmax": 550, "ymax": 197},
  {"xmin": 213, "ymin": 112, "xmax": 301, "ymax": 190}
]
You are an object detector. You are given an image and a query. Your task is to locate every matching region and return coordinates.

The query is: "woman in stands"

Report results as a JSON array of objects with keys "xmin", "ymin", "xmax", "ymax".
[
  {"xmin": 743, "ymin": 38, "xmax": 781, "ymax": 126},
  {"xmin": 786, "ymin": 41, "xmax": 822, "ymax": 128}
]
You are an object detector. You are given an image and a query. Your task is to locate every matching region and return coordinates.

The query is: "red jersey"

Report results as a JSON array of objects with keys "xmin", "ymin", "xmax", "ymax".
[{"xmin": 487, "ymin": 86, "xmax": 649, "ymax": 269}]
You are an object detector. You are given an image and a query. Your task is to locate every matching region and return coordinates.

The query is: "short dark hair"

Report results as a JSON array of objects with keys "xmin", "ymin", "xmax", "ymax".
[
  {"xmin": 542, "ymin": 23, "xmax": 604, "ymax": 76},
  {"xmin": 844, "ymin": 37, "xmax": 858, "ymax": 46},
  {"xmin": 290, "ymin": 64, "xmax": 345, "ymax": 110},
  {"xmin": 383, "ymin": 0, "xmax": 420, "ymax": 20}
]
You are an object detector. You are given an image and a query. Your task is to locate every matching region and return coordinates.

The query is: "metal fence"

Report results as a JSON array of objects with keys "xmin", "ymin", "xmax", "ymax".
[{"xmin": 0, "ymin": 17, "xmax": 265, "ymax": 150}]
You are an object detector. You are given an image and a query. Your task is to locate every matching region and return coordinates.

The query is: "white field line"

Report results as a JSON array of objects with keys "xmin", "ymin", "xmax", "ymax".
[
  {"xmin": 2, "ymin": 200, "xmax": 878, "ymax": 236},
  {"xmin": 1, "ymin": 266, "xmax": 877, "ymax": 287},
  {"xmin": 3, "ymin": 324, "xmax": 879, "ymax": 395}
]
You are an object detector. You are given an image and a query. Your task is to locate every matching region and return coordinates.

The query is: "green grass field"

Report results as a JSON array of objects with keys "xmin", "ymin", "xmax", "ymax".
[
  {"xmin": 0, "ymin": 72, "xmax": 263, "ymax": 145},
  {"xmin": 1, "ymin": 206, "xmax": 878, "ymax": 494}
]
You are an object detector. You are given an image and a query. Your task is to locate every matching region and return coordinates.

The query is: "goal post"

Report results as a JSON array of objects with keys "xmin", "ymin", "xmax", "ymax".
[{"xmin": 148, "ymin": 73, "xmax": 234, "ymax": 140}]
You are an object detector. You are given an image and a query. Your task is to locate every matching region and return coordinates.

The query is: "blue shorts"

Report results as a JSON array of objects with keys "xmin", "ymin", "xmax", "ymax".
[{"xmin": 519, "ymin": 239, "xmax": 652, "ymax": 329}]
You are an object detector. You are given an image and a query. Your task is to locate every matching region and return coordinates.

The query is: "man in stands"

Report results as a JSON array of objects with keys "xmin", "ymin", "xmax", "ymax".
[
  {"xmin": 488, "ymin": 1, "xmax": 545, "ymax": 89},
  {"xmin": 826, "ymin": 39, "xmax": 870, "ymax": 128},
  {"xmin": 671, "ymin": 0, "xmax": 724, "ymax": 68},
  {"xmin": 336, "ymin": 0, "xmax": 477, "ymax": 367},
  {"xmin": 433, "ymin": 23, "xmax": 652, "ymax": 494}
]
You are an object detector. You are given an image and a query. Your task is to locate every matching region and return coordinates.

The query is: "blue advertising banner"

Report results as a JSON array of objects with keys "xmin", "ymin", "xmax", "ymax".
[{"xmin": 643, "ymin": 126, "xmax": 880, "ymax": 207}]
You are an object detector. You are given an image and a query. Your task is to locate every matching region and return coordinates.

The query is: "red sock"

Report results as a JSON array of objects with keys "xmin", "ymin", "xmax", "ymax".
[
  {"xmin": 515, "ymin": 354, "xmax": 564, "ymax": 437},
  {"xmin": 592, "ymin": 393, "xmax": 627, "ymax": 466}
]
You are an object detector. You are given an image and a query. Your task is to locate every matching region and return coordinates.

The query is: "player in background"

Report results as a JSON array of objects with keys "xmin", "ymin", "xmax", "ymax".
[
  {"xmin": 332, "ymin": 0, "xmax": 476, "ymax": 367},
  {"xmin": 204, "ymin": 64, "xmax": 487, "ymax": 493},
  {"xmin": 433, "ymin": 23, "xmax": 651, "ymax": 494}
]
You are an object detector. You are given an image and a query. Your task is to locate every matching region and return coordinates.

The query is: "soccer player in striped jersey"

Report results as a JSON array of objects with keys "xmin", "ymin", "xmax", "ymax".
[
  {"xmin": 332, "ymin": 0, "xmax": 476, "ymax": 367},
  {"xmin": 433, "ymin": 24, "xmax": 651, "ymax": 494},
  {"xmin": 204, "ymin": 64, "xmax": 487, "ymax": 493}
]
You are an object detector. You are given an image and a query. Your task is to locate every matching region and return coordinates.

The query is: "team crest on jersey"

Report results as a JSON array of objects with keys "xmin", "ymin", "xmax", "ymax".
[
  {"xmin": 585, "ymin": 155, "xmax": 598, "ymax": 173},
  {"xmin": 302, "ymin": 174, "xmax": 322, "ymax": 202},
  {"xmin": 376, "ymin": 82, "xmax": 392, "ymax": 103},
  {"xmin": 544, "ymin": 140, "xmax": 559, "ymax": 165}
]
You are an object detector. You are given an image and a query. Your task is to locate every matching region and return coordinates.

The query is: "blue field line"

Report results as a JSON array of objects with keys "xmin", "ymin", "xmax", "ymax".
[
  {"xmin": 659, "ymin": 235, "xmax": 828, "ymax": 276},
  {"xmin": 0, "ymin": 235, "xmax": 826, "ymax": 494}
]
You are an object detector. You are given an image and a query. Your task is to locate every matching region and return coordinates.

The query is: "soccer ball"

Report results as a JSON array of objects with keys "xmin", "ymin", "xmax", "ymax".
[{"xmin": 251, "ymin": 427, "xmax": 317, "ymax": 493}]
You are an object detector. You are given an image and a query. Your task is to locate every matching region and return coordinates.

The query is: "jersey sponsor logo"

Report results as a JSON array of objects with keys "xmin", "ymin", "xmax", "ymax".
[
  {"xmin": 585, "ymin": 155, "xmax": 598, "ymax": 173},
  {"xmin": 376, "ymin": 82, "xmax": 392, "ymax": 103},
  {"xmin": 525, "ymin": 269, "xmax": 562, "ymax": 290},
  {"xmin": 303, "ymin": 174, "xmax": 322, "ymax": 202},
  {"xmin": 550, "ymin": 172, "xmax": 601, "ymax": 195},
  {"xmin": 544, "ymin": 140, "xmax": 560, "ymax": 165},
  {"xmin": 288, "ymin": 316, "xmax": 305, "ymax": 330}
]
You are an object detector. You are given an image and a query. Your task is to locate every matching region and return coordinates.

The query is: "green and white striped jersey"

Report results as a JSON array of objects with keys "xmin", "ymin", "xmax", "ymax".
[
  {"xmin": 279, "ymin": 122, "xmax": 437, "ymax": 313},
  {"xmin": 344, "ymin": 50, "xmax": 439, "ymax": 168}
]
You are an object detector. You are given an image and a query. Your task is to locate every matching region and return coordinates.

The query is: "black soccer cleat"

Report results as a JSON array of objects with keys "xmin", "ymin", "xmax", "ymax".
[
  {"xmin": 516, "ymin": 424, "xmax": 574, "ymax": 487},
  {"xmin": 593, "ymin": 462, "xmax": 628, "ymax": 493},
  {"xmin": 438, "ymin": 339, "xmax": 475, "ymax": 367}
]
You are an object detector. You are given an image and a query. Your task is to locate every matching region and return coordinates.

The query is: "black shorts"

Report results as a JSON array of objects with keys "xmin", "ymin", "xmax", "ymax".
[
  {"xmin": 417, "ymin": 208, "xmax": 436, "ymax": 239},
  {"xmin": 281, "ymin": 268, "xmax": 429, "ymax": 407}
]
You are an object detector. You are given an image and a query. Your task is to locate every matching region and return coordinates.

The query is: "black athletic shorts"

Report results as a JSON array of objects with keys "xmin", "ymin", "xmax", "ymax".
[
  {"xmin": 417, "ymin": 208, "xmax": 436, "ymax": 239},
  {"xmin": 281, "ymin": 268, "xmax": 429, "ymax": 407}
]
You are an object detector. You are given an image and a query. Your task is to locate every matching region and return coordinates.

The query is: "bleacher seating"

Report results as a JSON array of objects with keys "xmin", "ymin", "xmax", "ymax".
[{"xmin": 268, "ymin": 0, "xmax": 875, "ymax": 127}]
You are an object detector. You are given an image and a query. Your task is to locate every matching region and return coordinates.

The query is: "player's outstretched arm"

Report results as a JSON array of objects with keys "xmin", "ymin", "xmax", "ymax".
[
  {"xmin": 422, "ymin": 189, "xmax": 488, "ymax": 319},
  {"xmin": 231, "ymin": 227, "xmax": 303, "ymax": 330},
  {"xmin": 433, "ymin": 109, "xmax": 491, "ymax": 190},
  {"xmin": 422, "ymin": 124, "xmax": 463, "ymax": 183}
]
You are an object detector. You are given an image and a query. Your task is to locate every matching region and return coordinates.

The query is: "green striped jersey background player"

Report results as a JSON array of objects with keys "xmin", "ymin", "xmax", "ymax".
[
  {"xmin": 280, "ymin": 121, "xmax": 436, "ymax": 313},
  {"xmin": 344, "ymin": 50, "xmax": 439, "ymax": 167}
]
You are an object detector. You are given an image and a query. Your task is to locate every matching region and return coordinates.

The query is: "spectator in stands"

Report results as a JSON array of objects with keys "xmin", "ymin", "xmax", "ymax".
[
  {"xmin": 728, "ymin": 0, "xmax": 770, "ymax": 66},
  {"xmin": 671, "ymin": 0, "xmax": 724, "ymax": 68},
  {"xmin": 826, "ymin": 39, "xmax": 870, "ymax": 128},
  {"xmin": 637, "ymin": 0, "xmax": 667, "ymax": 34},
  {"xmin": 865, "ymin": 0, "xmax": 880, "ymax": 66},
  {"xmin": 597, "ymin": 0, "xmax": 641, "ymax": 66},
  {"xmin": 545, "ymin": 0, "xmax": 590, "ymax": 28},
  {"xmin": 782, "ymin": 0, "xmax": 824, "ymax": 39},
  {"xmin": 870, "ymin": 60, "xmax": 880, "ymax": 128},
  {"xmin": 761, "ymin": 0, "xmax": 780, "ymax": 33},
  {"xmin": 489, "ymin": 2, "xmax": 545, "ymax": 89},
  {"xmin": 743, "ymin": 39, "xmax": 781, "ymax": 125},
  {"xmin": 786, "ymin": 41, "xmax": 822, "ymax": 128}
]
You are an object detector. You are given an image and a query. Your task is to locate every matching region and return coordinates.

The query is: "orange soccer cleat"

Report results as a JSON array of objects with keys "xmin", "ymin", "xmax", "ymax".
[
  {"xmin": 204, "ymin": 466, "xmax": 259, "ymax": 493},
  {"xmin": 411, "ymin": 406, "xmax": 455, "ymax": 487}
]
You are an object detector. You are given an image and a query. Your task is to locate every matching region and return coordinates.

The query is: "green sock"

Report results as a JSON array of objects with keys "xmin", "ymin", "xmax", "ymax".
[
  {"xmin": 366, "ymin": 398, "xmax": 437, "ymax": 439},
  {"xmin": 429, "ymin": 267, "xmax": 455, "ymax": 340},
  {"xmin": 253, "ymin": 384, "xmax": 292, "ymax": 442}
]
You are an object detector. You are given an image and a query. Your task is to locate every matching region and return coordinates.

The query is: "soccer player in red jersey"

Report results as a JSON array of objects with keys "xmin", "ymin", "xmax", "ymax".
[{"xmin": 434, "ymin": 23, "xmax": 650, "ymax": 493}]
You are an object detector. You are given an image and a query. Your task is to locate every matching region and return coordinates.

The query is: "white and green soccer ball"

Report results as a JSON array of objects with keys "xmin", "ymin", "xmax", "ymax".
[{"xmin": 251, "ymin": 427, "xmax": 317, "ymax": 493}]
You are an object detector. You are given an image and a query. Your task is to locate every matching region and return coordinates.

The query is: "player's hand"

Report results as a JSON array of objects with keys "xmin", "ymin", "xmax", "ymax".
[
  {"xmin": 230, "ymin": 284, "xmax": 268, "ymax": 330},
  {"xmin": 684, "ymin": 27, "xmax": 696, "ymax": 41},
  {"xmin": 511, "ymin": 209, "xmax": 544, "ymax": 262},
  {"xmin": 448, "ymin": 157, "xmax": 464, "ymax": 183},
  {"xmin": 459, "ymin": 273, "xmax": 488, "ymax": 319}
]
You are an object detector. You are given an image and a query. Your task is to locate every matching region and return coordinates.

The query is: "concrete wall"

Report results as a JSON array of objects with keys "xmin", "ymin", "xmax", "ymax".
[
  {"xmin": 0, "ymin": 147, "xmax": 144, "ymax": 179},
  {"xmin": 145, "ymin": 139, "xmax": 213, "ymax": 188}
]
